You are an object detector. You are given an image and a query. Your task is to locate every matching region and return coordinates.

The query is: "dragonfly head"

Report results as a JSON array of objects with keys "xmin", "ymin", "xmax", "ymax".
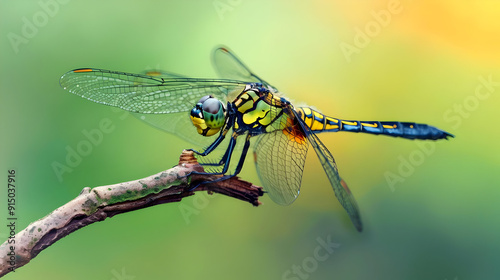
[{"xmin": 190, "ymin": 95, "xmax": 226, "ymax": 136}]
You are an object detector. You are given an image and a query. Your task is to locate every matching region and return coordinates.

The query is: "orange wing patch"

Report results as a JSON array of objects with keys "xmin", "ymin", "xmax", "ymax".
[
  {"xmin": 340, "ymin": 179, "xmax": 351, "ymax": 194},
  {"xmin": 73, "ymin": 68, "xmax": 93, "ymax": 73},
  {"xmin": 282, "ymin": 117, "xmax": 307, "ymax": 144}
]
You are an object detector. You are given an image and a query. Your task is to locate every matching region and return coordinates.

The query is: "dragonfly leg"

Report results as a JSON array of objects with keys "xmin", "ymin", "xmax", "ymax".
[
  {"xmin": 198, "ymin": 140, "xmax": 234, "ymax": 167},
  {"xmin": 188, "ymin": 133, "xmax": 238, "ymax": 177},
  {"xmin": 187, "ymin": 114, "xmax": 235, "ymax": 156},
  {"xmin": 187, "ymin": 130, "xmax": 227, "ymax": 156},
  {"xmin": 188, "ymin": 134, "xmax": 251, "ymax": 191},
  {"xmin": 231, "ymin": 133, "xmax": 252, "ymax": 174}
]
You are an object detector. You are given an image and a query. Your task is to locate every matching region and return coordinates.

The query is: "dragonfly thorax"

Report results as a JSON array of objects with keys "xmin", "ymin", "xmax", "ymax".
[{"xmin": 190, "ymin": 95, "xmax": 226, "ymax": 136}]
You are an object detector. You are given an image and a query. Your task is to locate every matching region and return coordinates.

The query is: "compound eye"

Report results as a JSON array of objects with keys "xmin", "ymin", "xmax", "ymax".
[
  {"xmin": 202, "ymin": 98, "xmax": 221, "ymax": 114},
  {"xmin": 197, "ymin": 95, "xmax": 213, "ymax": 105}
]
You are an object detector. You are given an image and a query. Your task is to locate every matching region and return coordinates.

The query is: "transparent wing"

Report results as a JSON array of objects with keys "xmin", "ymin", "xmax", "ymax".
[
  {"xmin": 292, "ymin": 110, "xmax": 363, "ymax": 232},
  {"xmin": 130, "ymin": 70, "xmax": 214, "ymax": 147},
  {"xmin": 212, "ymin": 46, "xmax": 278, "ymax": 92},
  {"xmin": 253, "ymin": 114, "xmax": 308, "ymax": 205},
  {"xmin": 130, "ymin": 112, "xmax": 217, "ymax": 148},
  {"xmin": 60, "ymin": 68, "xmax": 247, "ymax": 114}
]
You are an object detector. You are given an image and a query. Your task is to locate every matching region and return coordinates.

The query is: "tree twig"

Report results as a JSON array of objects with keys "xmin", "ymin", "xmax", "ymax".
[{"xmin": 0, "ymin": 150, "xmax": 263, "ymax": 277}]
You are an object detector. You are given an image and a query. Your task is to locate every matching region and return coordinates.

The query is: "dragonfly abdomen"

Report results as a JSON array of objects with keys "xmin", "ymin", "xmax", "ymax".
[
  {"xmin": 296, "ymin": 107, "xmax": 453, "ymax": 140},
  {"xmin": 296, "ymin": 107, "xmax": 342, "ymax": 132}
]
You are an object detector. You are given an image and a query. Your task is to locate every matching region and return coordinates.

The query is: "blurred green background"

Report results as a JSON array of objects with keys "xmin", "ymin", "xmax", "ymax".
[{"xmin": 1, "ymin": 0, "xmax": 499, "ymax": 279}]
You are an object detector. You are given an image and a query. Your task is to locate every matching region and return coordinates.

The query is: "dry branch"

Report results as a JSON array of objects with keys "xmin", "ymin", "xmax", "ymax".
[{"xmin": 0, "ymin": 150, "xmax": 263, "ymax": 277}]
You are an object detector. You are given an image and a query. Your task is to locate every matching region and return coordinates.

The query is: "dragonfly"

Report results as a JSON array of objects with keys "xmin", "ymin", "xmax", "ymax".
[{"xmin": 60, "ymin": 46, "xmax": 453, "ymax": 232}]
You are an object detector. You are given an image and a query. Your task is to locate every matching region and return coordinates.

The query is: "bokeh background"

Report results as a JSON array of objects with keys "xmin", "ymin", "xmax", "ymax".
[{"xmin": 1, "ymin": 0, "xmax": 499, "ymax": 279}]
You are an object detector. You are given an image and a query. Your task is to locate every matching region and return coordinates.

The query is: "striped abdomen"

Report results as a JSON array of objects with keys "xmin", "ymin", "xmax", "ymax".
[{"xmin": 295, "ymin": 107, "xmax": 453, "ymax": 140}]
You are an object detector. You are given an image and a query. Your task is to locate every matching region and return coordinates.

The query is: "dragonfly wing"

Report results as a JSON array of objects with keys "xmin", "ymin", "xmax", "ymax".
[
  {"xmin": 253, "ymin": 119, "xmax": 309, "ymax": 205},
  {"xmin": 122, "ymin": 70, "xmax": 214, "ymax": 147},
  {"xmin": 130, "ymin": 112, "xmax": 216, "ymax": 148},
  {"xmin": 60, "ymin": 68, "xmax": 247, "ymax": 114},
  {"xmin": 292, "ymin": 110, "xmax": 363, "ymax": 232},
  {"xmin": 212, "ymin": 46, "xmax": 278, "ymax": 92}
]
